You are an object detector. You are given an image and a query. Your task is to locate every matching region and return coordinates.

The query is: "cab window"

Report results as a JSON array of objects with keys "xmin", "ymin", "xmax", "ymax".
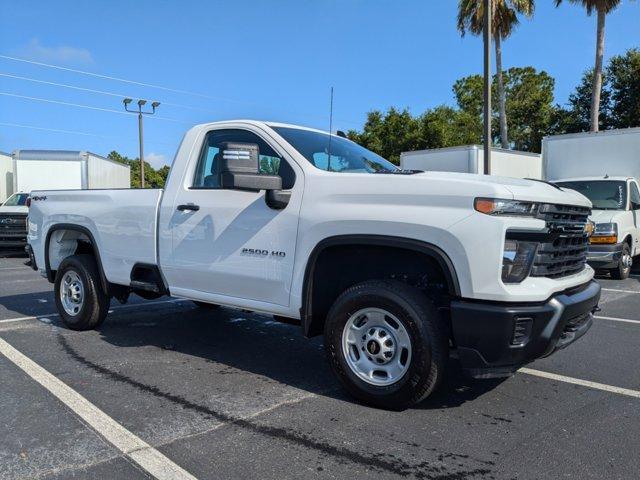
[{"xmin": 192, "ymin": 129, "xmax": 295, "ymax": 189}]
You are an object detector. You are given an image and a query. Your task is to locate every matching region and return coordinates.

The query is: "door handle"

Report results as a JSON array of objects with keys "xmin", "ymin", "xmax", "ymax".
[{"xmin": 177, "ymin": 203, "xmax": 200, "ymax": 212}]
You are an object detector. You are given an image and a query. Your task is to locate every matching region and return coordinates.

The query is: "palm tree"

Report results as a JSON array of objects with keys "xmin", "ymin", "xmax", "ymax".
[
  {"xmin": 555, "ymin": 1, "xmax": 630, "ymax": 132},
  {"xmin": 457, "ymin": 0, "xmax": 535, "ymax": 149}
]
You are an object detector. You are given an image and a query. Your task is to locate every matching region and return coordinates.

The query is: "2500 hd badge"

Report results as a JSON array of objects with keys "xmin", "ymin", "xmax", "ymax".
[{"xmin": 241, "ymin": 248, "xmax": 286, "ymax": 258}]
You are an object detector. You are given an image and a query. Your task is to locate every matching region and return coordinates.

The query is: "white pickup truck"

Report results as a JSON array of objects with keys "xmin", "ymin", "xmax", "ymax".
[{"xmin": 27, "ymin": 120, "xmax": 601, "ymax": 409}]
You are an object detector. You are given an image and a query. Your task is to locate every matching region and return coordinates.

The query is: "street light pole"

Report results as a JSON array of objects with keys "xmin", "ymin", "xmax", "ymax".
[
  {"xmin": 123, "ymin": 98, "xmax": 160, "ymax": 188},
  {"xmin": 138, "ymin": 109, "xmax": 145, "ymax": 188},
  {"xmin": 483, "ymin": 0, "xmax": 492, "ymax": 175}
]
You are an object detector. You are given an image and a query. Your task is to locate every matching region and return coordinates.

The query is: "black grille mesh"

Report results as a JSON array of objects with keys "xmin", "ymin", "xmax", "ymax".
[{"xmin": 0, "ymin": 213, "xmax": 28, "ymax": 243}]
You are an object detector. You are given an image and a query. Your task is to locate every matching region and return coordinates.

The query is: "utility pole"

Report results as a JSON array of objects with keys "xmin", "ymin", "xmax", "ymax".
[
  {"xmin": 123, "ymin": 98, "xmax": 160, "ymax": 188},
  {"xmin": 483, "ymin": 0, "xmax": 492, "ymax": 175}
]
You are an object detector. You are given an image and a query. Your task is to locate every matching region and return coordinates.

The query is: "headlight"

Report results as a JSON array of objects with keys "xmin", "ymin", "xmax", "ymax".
[
  {"xmin": 475, "ymin": 198, "xmax": 539, "ymax": 217},
  {"xmin": 502, "ymin": 239, "xmax": 538, "ymax": 283},
  {"xmin": 590, "ymin": 223, "xmax": 617, "ymax": 244}
]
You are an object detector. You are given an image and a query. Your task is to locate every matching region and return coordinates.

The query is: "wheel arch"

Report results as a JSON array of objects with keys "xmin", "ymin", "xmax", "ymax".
[
  {"xmin": 300, "ymin": 234, "xmax": 460, "ymax": 337},
  {"xmin": 44, "ymin": 223, "xmax": 109, "ymax": 294}
]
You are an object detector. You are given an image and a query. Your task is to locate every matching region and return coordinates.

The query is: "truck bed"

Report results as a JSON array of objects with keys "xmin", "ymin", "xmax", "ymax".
[{"xmin": 28, "ymin": 189, "xmax": 163, "ymax": 286}]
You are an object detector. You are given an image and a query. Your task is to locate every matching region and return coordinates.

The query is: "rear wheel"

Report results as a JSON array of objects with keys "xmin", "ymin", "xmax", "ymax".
[
  {"xmin": 324, "ymin": 280, "xmax": 447, "ymax": 410},
  {"xmin": 610, "ymin": 243, "xmax": 632, "ymax": 280},
  {"xmin": 54, "ymin": 254, "xmax": 109, "ymax": 331}
]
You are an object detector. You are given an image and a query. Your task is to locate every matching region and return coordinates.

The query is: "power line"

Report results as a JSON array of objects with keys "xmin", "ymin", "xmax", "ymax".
[
  {"xmin": 0, "ymin": 54, "xmax": 219, "ymax": 100},
  {"xmin": 0, "ymin": 121, "xmax": 177, "ymax": 147},
  {"xmin": 0, "ymin": 91, "xmax": 189, "ymax": 124},
  {"xmin": 0, "ymin": 55, "xmax": 363, "ymax": 127},
  {"xmin": 0, "ymin": 72, "xmax": 228, "ymax": 115}
]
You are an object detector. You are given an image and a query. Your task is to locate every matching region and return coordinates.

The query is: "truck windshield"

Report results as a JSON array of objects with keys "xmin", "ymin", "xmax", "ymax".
[
  {"xmin": 556, "ymin": 180, "xmax": 627, "ymax": 210},
  {"xmin": 2, "ymin": 193, "xmax": 29, "ymax": 206},
  {"xmin": 272, "ymin": 126, "xmax": 399, "ymax": 173}
]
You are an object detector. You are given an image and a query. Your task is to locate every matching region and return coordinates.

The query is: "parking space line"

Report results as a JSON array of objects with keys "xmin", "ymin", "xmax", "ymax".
[
  {"xmin": 519, "ymin": 368, "xmax": 640, "ymax": 399},
  {"xmin": 0, "ymin": 336, "xmax": 198, "ymax": 480},
  {"xmin": 595, "ymin": 315, "xmax": 640, "ymax": 325},
  {"xmin": 0, "ymin": 298, "xmax": 187, "ymax": 325},
  {"xmin": 601, "ymin": 287, "xmax": 640, "ymax": 294}
]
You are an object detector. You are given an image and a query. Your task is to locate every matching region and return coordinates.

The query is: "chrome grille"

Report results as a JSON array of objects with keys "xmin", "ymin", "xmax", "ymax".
[{"xmin": 530, "ymin": 204, "xmax": 591, "ymax": 279}]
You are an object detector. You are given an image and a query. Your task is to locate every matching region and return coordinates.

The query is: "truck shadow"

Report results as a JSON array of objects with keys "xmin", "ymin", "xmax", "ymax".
[{"xmin": 92, "ymin": 303, "xmax": 506, "ymax": 409}]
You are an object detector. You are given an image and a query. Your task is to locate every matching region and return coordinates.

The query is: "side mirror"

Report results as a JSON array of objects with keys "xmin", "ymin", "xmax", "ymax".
[
  {"xmin": 266, "ymin": 190, "xmax": 291, "ymax": 210},
  {"xmin": 219, "ymin": 142, "xmax": 282, "ymax": 191},
  {"xmin": 632, "ymin": 201, "xmax": 640, "ymax": 211}
]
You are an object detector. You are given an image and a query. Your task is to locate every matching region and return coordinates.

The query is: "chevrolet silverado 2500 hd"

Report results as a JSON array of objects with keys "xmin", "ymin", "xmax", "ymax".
[{"xmin": 26, "ymin": 121, "xmax": 601, "ymax": 409}]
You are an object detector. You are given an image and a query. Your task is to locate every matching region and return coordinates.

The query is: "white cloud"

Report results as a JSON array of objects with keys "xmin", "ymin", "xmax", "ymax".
[
  {"xmin": 16, "ymin": 38, "xmax": 94, "ymax": 66},
  {"xmin": 145, "ymin": 152, "xmax": 169, "ymax": 169}
]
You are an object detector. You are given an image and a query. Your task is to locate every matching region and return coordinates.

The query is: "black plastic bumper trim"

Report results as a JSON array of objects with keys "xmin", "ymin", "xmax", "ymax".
[{"xmin": 450, "ymin": 280, "xmax": 601, "ymax": 378}]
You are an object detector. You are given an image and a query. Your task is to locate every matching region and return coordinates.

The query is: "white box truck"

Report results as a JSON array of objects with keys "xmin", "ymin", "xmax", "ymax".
[
  {"xmin": 543, "ymin": 128, "xmax": 640, "ymax": 279},
  {"xmin": 0, "ymin": 151, "xmax": 13, "ymax": 204},
  {"xmin": 0, "ymin": 150, "xmax": 130, "ymax": 251},
  {"xmin": 12, "ymin": 150, "xmax": 130, "ymax": 192},
  {"xmin": 400, "ymin": 145, "xmax": 542, "ymax": 179}
]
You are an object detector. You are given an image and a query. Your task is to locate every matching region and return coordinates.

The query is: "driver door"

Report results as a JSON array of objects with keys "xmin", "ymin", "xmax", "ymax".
[{"xmin": 160, "ymin": 126, "xmax": 303, "ymax": 307}]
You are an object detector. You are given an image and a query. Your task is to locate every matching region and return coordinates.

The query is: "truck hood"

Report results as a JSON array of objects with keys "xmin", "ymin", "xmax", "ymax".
[
  {"xmin": 415, "ymin": 172, "xmax": 592, "ymax": 207},
  {"xmin": 0, "ymin": 205, "xmax": 29, "ymax": 214},
  {"xmin": 589, "ymin": 209, "xmax": 623, "ymax": 224}
]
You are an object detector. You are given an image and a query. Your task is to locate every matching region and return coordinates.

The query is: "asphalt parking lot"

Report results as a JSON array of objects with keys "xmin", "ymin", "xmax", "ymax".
[{"xmin": 1, "ymin": 254, "xmax": 639, "ymax": 480}]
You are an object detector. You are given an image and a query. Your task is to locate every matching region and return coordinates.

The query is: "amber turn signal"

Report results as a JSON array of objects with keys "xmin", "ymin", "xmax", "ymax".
[{"xmin": 589, "ymin": 235, "xmax": 617, "ymax": 244}]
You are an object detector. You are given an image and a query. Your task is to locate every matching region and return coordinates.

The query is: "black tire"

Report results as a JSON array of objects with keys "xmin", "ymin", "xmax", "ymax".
[
  {"xmin": 54, "ymin": 254, "xmax": 110, "ymax": 331},
  {"xmin": 193, "ymin": 301, "xmax": 220, "ymax": 310},
  {"xmin": 324, "ymin": 280, "xmax": 447, "ymax": 410},
  {"xmin": 610, "ymin": 243, "xmax": 632, "ymax": 280}
]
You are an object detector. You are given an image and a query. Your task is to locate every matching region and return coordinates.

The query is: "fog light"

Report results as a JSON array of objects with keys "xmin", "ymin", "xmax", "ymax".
[{"xmin": 502, "ymin": 239, "xmax": 538, "ymax": 283}]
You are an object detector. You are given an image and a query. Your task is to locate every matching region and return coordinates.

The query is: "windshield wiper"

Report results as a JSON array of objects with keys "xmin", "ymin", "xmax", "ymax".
[{"xmin": 372, "ymin": 169, "xmax": 423, "ymax": 175}]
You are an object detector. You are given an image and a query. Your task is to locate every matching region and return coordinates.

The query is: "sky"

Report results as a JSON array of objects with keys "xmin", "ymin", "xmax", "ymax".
[{"xmin": 0, "ymin": 0, "xmax": 638, "ymax": 168}]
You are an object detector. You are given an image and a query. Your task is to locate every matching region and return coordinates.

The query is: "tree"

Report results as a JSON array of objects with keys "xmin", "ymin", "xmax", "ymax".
[
  {"xmin": 453, "ymin": 74, "xmax": 485, "ymax": 118},
  {"xmin": 554, "ymin": 0, "xmax": 633, "ymax": 132},
  {"xmin": 552, "ymin": 49, "xmax": 639, "ymax": 134},
  {"xmin": 608, "ymin": 48, "xmax": 640, "ymax": 129},
  {"xmin": 347, "ymin": 108, "xmax": 421, "ymax": 164},
  {"xmin": 454, "ymin": 67, "xmax": 555, "ymax": 152},
  {"xmin": 457, "ymin": 0, "xmax": 535, "ymax": 149},
  {"xmin": 107, "ymin": 151, "xmax": 170, "ymax": 188},
  {"xmin": 502, "ymin": 67, "xmax": 555, "ymax": 151},
  {"xmin": 418, "ymin": 106, "xmax": 483, "ymax": 149},
  {"xmin": 565, "ymin": 68, "xmax": 613, "ymax": 132}
]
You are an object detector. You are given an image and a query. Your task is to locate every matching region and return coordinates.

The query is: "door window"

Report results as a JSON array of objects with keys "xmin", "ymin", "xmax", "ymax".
[
  {"xmin": 192, "ymin": 129, "xmax": 295, "ymax": 189},
  {"xmin": 630, "ymin": 182, "xmax": 640, "ymax": 209}
]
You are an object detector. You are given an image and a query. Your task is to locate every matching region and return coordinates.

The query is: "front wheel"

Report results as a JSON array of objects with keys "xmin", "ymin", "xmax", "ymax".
[
  {"xmin": 54, "ymin": 254, "xmax": 110, "ymax": 330},
  {"xmin": 324, "ymin": 280, "xmax": 447, "ymax": 410},
  {"xmin": 610, "ymin": 243, "xmax": 632, "ymax": 280}
]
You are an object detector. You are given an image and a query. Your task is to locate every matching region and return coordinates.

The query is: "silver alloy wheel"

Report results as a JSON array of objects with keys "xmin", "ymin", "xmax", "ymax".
[
  {"xmin": 342, "ymin": 307, "xmax": 412, "ymax": 386},
  {"xmin": 60, "ymin": 270, "xmax": 84, "ymax": 316},
  {"xmin": 622, "ymin": 253, "xmax": 633, "ymax": 269}
]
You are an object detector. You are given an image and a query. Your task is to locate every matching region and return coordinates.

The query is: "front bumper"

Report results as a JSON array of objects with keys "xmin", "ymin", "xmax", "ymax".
[
  {"xmin": 450, "ymin": 280, "xmax": 601, "ymax": 378},
  {"xmin": 587, "ymin": 243, "xmax": 623, "ymax": 269}
]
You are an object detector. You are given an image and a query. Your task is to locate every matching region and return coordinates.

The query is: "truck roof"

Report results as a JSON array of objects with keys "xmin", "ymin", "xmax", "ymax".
[
  {"xmin": 11, "ymin": 150, "xmax": 128, "ymax": 169},
  {"xmin": 193, "ymin": 120, "xmax": 335, "ymax": 137},
  {"xmin": 543, "ymin": 126, "xmax": 640, "ymax": 141},
  {"xmin": 12, "ymin": 150, "xmax": 106, "ymax": 161}
]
